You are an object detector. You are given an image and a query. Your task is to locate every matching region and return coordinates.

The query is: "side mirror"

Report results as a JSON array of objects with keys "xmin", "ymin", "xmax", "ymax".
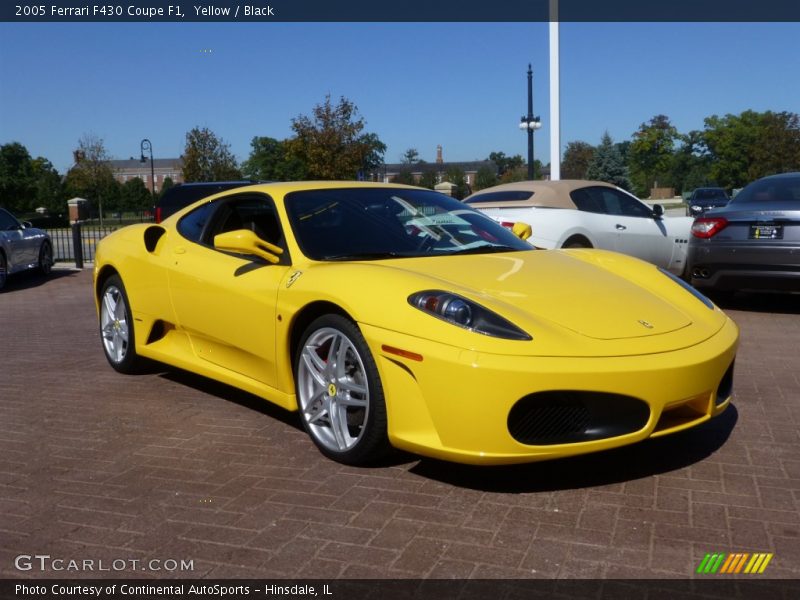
[
  {"xmin": 22, "ymin": 221, "xmax": 34, "ymax": 229},
  {"xmin": 214, "ymin": 229, "xmax": 283, "ymax": 264},
  {"xmin": 511, "ymin": 221, "xmax": 532, "ymax": 241},
  {"xmin": 652, "ymin": 204, "xmax": 664, "ymax": 219}
]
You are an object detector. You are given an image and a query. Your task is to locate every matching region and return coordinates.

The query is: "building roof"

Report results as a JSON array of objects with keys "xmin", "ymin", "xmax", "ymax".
[{"xmin": 109, "ymin": 158, "xmax": 183, "ymax": 170}]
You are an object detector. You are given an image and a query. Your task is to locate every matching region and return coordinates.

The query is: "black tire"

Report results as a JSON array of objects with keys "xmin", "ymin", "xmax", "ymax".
[
  {"xmin": 0, "ymin": 252, "xmax": 7, "ymax": 291},
  {"xmin": 38, "ymin": 241, "xmax": 53, "ymax": 275},
  {"xmin": 562, "ymin": 237, "xmax": 592, "ymax": 249},
  {"xmin": 99, "ymin": 274, "xmax": 142, "ymax": 374},
  {"xmin": 294, "ymin": 314, "xmax": 390, "ymax": 465}
]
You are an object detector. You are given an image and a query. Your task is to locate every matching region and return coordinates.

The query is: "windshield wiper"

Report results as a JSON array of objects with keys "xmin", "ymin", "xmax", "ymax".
[{"xmin": 448, "ymin": 245, "xmax": 523, "ymax": 255}]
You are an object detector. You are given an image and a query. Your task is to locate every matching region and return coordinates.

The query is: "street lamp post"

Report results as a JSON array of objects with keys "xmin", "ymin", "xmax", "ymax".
[
  {"xmin": 519, "ymin": 64, "xmax": 541, "ymax": 180},
  {"xmin": 140, "ymin": 139, "xmax": 155, "ymax": 201}
]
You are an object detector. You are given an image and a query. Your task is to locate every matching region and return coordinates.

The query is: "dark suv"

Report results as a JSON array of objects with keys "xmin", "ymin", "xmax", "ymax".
[{"xmin": 155, "ymin": 181, "xmax": 260, "ymax": 223}]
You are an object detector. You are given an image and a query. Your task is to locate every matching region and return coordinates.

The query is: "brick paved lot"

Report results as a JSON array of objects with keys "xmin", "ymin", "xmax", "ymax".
[{"xmin": 1, "ymin": 268, "xmax": 799, "ymax": 580}]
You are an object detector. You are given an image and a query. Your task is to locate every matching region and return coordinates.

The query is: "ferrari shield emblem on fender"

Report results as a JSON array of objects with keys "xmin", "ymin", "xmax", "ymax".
[
  {"xmin": 286, "ymin": 270, "xmax": 303, "ymax": 288},
  {"xmin": 638, "ymin": 319, "xmax": 654, "ymax": 329}
]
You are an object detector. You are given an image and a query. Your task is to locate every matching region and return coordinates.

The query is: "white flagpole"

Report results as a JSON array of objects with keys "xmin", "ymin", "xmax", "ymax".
[{"xmin": 549, "ymin": 0, "xmax": 561, "ymax": 180}]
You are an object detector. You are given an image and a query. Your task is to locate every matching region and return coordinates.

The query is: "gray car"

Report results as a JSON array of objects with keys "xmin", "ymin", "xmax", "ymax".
[
  {"xmin": 0, "ymin": 207, "xmax": 53, "ymax": 290},
  {"xmin": 687, "ymin": 172, "xmax": 800, "ymax": 292}
]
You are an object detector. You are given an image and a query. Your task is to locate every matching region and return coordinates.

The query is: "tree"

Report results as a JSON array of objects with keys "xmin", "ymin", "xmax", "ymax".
[
  {"xmin": 64, "ymin": 133, "xmax": 117, "ymax": 221},
  {"xmin": 181, "ymin": 126, "xmax": 241, "ymax": 182},
  {"xmin": 391, "ymin": 169, "xmax": 416, "ymax": 185},
  {"xmin": 418, "ymin": 168, "xmax": 438, "ymax": 189},
  {"xmin": 488, "ymin": 151, "xmax": 525, "ymax": 176},
  {"xmin": 703, "ymin": 110, "xmax": 800, "ymax": 189},
  {"xmin": 629, "ymin": 115, "xmax": 679, "ymax": 196},
  {"xmin": 0, "ymin": 142, "xmax": 36, "ymax": 213},
  {"xmin": 443, "ymin": 166, "xmax": 469, "ymax": 199},
  {"xmin": 586, "ymin": 132, "xmax": 632, "ymax": 191},
  {"xmin": 30, "ymin": 157, "xmax": 65, "ymax": 214},
  {"xmin": 241, "ymin": 136, "xmax": 306, "ymax": 181},
  {"xmin": 120, "ymin": 177, "xmax": 152, "ymax": 212},
  {"xmin": 160, "ymin": 176, "xmax": 175, "ymax": 198},
  {"xmin": 670, "ymin": 130, "xmax": 713, "ymax": 195},
  {"xmin": 401, "ymin": 148, "xmax": 420, "ymax": 164},
  {"xmin": 289, "ymin": 94, "xmax": 386, "ymax": 180},
  {"xmin": 474, "ymin": 166, "xmax": 498, "ymax": 190},
  {"xmin": 499, "ymin": 160, "xmax": 542, "ymax": 183},
  {"xmin": 561, "ymin": 141, "xmax": 595, "ymax": 180}
]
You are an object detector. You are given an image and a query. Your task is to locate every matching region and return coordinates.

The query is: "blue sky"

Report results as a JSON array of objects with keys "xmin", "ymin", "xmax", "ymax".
[{"xmin": 1, "ymin": 21, "xmax": 798, "ymax": 173}]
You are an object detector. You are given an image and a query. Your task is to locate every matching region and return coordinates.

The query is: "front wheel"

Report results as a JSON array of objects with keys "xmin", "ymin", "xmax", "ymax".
[
  {"xmin": 295, "ymin": 314, "xmax": 390, "ymax": 465},
  {"xmin": 99, "ymin": 274, "xmax": 142, "ymax": 373},
  {"xmin": 38, "ymin": 241, "xmax": 53, "ymax": 275}
]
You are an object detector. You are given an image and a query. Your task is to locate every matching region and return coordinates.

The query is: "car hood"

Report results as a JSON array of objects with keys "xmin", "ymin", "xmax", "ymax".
[{"xmin": 290, "ymin": 249, "xmax": 728, "ymax": 357}]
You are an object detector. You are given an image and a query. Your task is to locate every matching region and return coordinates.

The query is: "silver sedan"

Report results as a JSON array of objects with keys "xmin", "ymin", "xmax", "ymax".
[
  {"xmin": 687, "ymin": 172, "xmax": 800, "ymax": 292},
  {"xmin": 0, "ymin": 207, "xmax": 53, "ymax": 290}
]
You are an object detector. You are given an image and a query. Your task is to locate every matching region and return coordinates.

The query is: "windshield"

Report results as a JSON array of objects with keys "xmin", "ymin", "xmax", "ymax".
[
  {"xmin": 731, "ymin": 176, "xmax": 800, "ymax": 205},
  {"xmin": 285, "ymin": 188, "xmax": 532, "ymax": 261},
  {"xmin": 693, "ymin": 188, "xmax": 728, "ymax": 201}
]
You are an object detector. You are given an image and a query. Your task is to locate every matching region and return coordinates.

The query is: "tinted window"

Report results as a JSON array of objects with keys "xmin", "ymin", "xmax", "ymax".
[
  {"xmin": 465, "ymin": 190, "xmax": 534, "ymax": 204},
  {"xmin": 692, "ymin": 188, "xmax": 728, "ymax": 201},
  {"xmin": 0, "ymin": 209, "xmax": 20, "ymax": 230},
  {"xmin": 177, "ymin": 201, "xmax": 217, "ymax": 242},
  {"xmin": 731, "ymin": 176, "xmax": 800, "ymax": 205},
  {"xmin": 286, "ymin": 188, "xmax": 531, "ymax": 261},
  {"xmin": 570, "ymin": 187, "xmax": 651, "ymax": 217}
]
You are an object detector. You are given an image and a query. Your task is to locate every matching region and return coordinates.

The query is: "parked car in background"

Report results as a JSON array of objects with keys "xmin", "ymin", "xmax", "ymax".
[
  {"xmin": 155, "ymin": 181, "xmax": 261, "ymax": 223},
  {"xmin": 0, "ymin": 207, "xmax": 53, "ymax": 290},
  {"xmin": 687, "ymin": 172, "xmax": 800, "ymax": 292},
  {"xmin": 464, "ymin": 180, "xmax": 693, "ymax": 275},
  {"xmin": 686, "ymin": 187, "xmax": 730, "ymax": 217}
]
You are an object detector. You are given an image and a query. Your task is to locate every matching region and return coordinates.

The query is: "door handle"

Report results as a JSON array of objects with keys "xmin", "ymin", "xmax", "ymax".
[{"xmin": 616, "ymin": 224, "xmax": 627, "ymax": 231}]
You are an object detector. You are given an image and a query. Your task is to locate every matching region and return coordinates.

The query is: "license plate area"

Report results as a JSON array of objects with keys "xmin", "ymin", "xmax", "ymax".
[{"xmin": 749, "ymin": 223, "xmax": 783, "ymax": 239}]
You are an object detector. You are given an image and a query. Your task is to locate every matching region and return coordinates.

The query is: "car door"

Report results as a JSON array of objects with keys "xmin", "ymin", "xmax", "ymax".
[
  {"xmin": 0, "ymin": 209, "xmax": 33, "ymax": 269},
  {"xmin": 597, "ymin": 188, "xmax": 674, "ymax": 267},
  {"xmin": 166, "ymin": 193, "xmax": 291, "ymax": 387}
]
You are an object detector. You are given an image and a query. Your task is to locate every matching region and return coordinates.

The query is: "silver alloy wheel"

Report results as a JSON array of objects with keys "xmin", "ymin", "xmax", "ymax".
[
  {"xmin": 297, "ymin": 327, "xmax": 370, "ymax": 453},
  {"xmin": 100, "ymin": 285, "xmax": 130, "ymax": 364}
]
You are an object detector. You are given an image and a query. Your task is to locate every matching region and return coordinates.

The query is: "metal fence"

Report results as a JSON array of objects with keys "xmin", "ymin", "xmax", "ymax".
[{"xmin": 46, "ymin": 224, "xmax": 121, "ymax": 268}]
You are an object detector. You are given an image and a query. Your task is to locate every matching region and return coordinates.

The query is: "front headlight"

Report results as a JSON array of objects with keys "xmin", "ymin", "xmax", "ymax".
[
  {"xmin": 658, "ymin": 268, "xmax": 714, "ymax": 310},
  {"xmin": 409, "ymin": 290, "xmax": 532, "ymax": 340}
]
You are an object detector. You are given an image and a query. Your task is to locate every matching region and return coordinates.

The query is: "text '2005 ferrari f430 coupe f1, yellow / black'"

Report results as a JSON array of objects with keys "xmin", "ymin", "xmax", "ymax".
[{"xmin": 93, "ymin": 182, "xmax": 738, "ymax": 465}]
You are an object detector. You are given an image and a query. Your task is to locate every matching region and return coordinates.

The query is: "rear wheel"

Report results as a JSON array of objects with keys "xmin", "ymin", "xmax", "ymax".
[
  {"xmin": 562, "ymin": 236, "xmax": 592, "ymax": 249},
  {"xmin": 295, "ymin": 314, "xmax": 390, "ymax": 465},
  {"xmin": 99, "ymin": 275, "xmax": 142, "ymax": 373},
  {"xmin": 38, "ymin": 241, "xmax": 53, "ymax": 274}
]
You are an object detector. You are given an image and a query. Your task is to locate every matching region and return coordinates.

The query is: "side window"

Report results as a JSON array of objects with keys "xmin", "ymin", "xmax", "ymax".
[
  {"xmin": 570, "ymin": 188, "xmax": 605, "ymax": 214},
  {"xmin": 177, "ymin": 201, "xmax": 217, "ymax": 243},
  {"xmin": 604, "ymin": 189, "xmax": 652, "ymax": 218},
  {"xmin": 207, "ymin": 194, "xmax": 289, "ymax": 264}
]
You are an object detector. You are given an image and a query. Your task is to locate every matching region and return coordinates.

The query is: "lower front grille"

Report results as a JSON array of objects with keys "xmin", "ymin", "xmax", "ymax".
[{"xmin": 508, "ymin": 391, "xmax": 650, "ymax": 445}]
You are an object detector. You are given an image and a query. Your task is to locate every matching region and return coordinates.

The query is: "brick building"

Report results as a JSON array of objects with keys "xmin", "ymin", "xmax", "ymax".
[{"xmin": 110, "ymin": 158, "xmax": 184, "ymax": 193}]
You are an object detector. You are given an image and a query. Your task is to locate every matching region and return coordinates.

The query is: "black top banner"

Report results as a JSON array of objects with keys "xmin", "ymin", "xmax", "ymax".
[{"xmin": 4, "ymin": 0, "xmax": 800, "ymax": 22}]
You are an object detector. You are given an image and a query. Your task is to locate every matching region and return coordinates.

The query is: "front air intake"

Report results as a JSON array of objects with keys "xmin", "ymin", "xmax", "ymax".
[{"xmin": 508, "ymin": 391, "xmax": 650, "ymax": 445}]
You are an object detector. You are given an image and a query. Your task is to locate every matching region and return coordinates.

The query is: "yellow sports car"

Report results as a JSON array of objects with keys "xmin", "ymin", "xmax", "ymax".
[{"xmin": 93, "ymin": 182, "xmax": 738, "ymax": 465}]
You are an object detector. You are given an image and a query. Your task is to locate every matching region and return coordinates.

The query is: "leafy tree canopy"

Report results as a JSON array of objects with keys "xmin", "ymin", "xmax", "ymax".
[
  {"xmin": 181, "ymin": 126, "xmax": 241, "ymax": 182},
  {"xmin": 629, "ymin": 114, "xmax": 679, "ymax": 195},
  {"xmin": 289, "ymin": 95, "xmax": 385, "ymax": 180},
  {"xmin": 241, "ymin": 136, "xmax": 307, "ymax": 181},
  {"xmin": 561, "ymin": 141, "xmax": 595, "ymax": 180},
  {"xmin": 586, "ymin": 132, "xmax": 632, "ymax": 191}
]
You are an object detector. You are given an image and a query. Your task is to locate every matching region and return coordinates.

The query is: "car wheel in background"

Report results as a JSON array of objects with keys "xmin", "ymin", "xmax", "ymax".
[
  {"xmin": 295, "ymin": 314, "xmax": 390, "ymax": 465},
  {"xmin": 99, "ymin": 275, "xmax": 141, "ymax": 374},
  {"xmin": 562, "ymin": 236, "xmax": 592, "ymax": 249},
  {"xmin": 38, "ymin": 241, "xmax": 53, "ymax": 275}
]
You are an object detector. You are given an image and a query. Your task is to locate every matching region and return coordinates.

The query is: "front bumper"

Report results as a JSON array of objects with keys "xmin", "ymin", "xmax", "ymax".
[{"xmin": 362, "ymin": 318, "xmax": 739, "ymax": 464}]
